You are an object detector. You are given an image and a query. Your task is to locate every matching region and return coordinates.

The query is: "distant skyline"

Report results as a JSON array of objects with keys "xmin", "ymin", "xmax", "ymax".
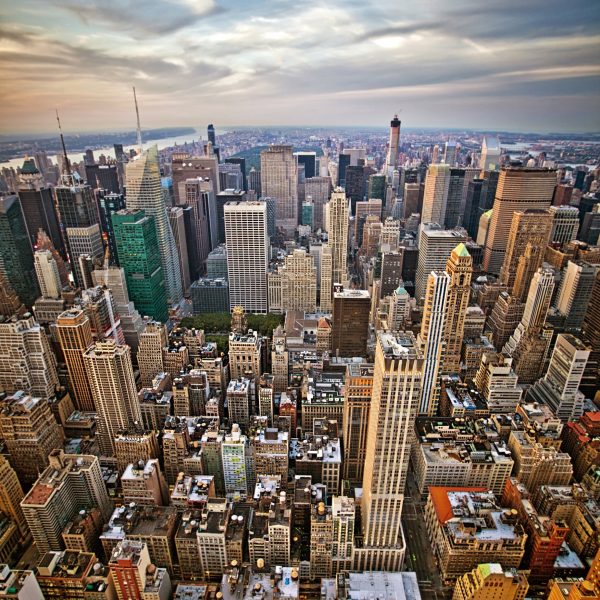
[{"xmin": 1, "ymin": 0, "xmax": 599, "ymax": 134}]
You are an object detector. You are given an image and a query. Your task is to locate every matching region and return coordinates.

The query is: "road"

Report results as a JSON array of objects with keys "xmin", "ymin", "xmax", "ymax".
[{"xmin": 403, "ymin": 468, "xmax": 453, "ymax": 600}]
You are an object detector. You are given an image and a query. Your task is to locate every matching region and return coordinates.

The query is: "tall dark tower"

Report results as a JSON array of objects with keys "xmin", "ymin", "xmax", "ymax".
[{"xmin": 207, "ymin": 124, "xmax": 216, "ymax": 146}]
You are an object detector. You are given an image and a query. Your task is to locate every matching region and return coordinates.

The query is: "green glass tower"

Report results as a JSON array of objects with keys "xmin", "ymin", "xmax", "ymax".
[
  {"xmin": 0, "ymin": 195, "xmax": 39, "ymax": 307},
  {"xmin": 112, "ymin": 209, "xmax": 168, "ymax": 322},
  {"xmin": 368, "ymin": 174, "xmax": 386, "ymax": 201}
]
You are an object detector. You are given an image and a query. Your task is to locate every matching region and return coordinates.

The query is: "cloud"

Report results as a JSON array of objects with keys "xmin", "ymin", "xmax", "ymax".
[{"xmin": 55, "ymin": 0, "xmax": 225, "ymax": 36}]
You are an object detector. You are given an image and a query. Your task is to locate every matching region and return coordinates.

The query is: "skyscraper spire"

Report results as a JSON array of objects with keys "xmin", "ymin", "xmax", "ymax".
[
  {"xmin": 133, "ymin": 86, "xmax": 143, "ymax": 152},
  {"xmin": 55, "ymin": 109, "xmax": 71, "ymax": 177}
]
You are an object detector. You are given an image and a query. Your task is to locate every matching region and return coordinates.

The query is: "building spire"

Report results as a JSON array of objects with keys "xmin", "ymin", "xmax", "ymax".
[
  {"xmin": 55, "ymin": 109, "xmax": 71, "ymax": 177},
  {"xmin": 133, "ymin": 86, "xmax": 143, "ymax": 153}
]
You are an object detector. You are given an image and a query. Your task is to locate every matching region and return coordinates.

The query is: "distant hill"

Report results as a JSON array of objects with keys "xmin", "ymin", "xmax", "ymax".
[{"xmin": 228, "ymin": 145, "xmax": 324, "ymax": 174}]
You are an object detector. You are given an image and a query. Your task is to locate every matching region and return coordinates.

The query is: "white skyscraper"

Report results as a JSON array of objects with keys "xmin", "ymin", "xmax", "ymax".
[
  {"xmin": 65, "ymin": 224, "xmax": 104, "ymax": 289},
  {"xmin": 479, "ymin": 136, "xmax": 501, "ymax": 172},
  {"xmin": 126, "ymin": 145, "xmax": 183, "ymax": 304},
  {"xmin": 443, "ymin": 141, "xmax": 458, "ymax": 166},
  {"xmin": 34, "ymin": 249, "xmax": 61, "ymax": 299},
  {"xmin": 224, "ymin": 201, "xmax": 269, "ymax": 313},
  {"xmin": 422, "ymin": 164, "xmax": 450, "ymax": 225},
  {"xmin": 418, "ymin": 271, "xmax": 450, "ymax": 415}
]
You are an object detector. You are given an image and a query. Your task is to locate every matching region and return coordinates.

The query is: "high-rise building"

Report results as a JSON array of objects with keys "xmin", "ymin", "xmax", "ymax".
[
  {"xmin": 83, "ymin": 341, "xmax": 142, "ymax": 456},
  {"xmin": 0, "ymin": 312, "xmax": 58, "ymax": 400},
  {"xmin": 422, "ymin": 164, "xmax": 450, "ymax": 225},
  {"xmin": 444, "ymin": 168, "xmax": 466, "ymax": 229},
  {"xmin": 581, "ymin": 270, "xmax": 600, "ymax": 395},
  {"xmin": 479, "ymin": 136, "xmax": 501, "ymax": 172},
  {"xmin": 305, "ymin": 177, "xmax": 331, "ymax": 231},
  {"xmin": 320, "ymin": 244, "xmax": 333, "ymax": 312},
  {"xmin": 442, "ymin": 243, "xmax": 473, "ymax": 373},
  {"xmin": 224, "ymin": 201, "xmax": 269, "ymax": 313},
  {"xmin": 260, "ymin": 145, "xmax": 298, "ymax": 234},
  {"xmin": 0, "ymin": 391, "xmax": 63, "ymax": 486},
  {"xmin": 499, "ymin": 209, "xmax": 553, "ymax": 292},
  {"xmin": 463, "ymin": 178, "xmax": 485, "ymax": 239},
  {"xmin": 453, "ymin": 563, "xmax": 529, "ymax": 600},
  {"xmin": 0, "ymin": 196, "xmax": 39, "ymax": 306},
  {"xmin": 137, "ymin": 320, "xmax": 167, "ymax": 387},
  {"xmin": 126, "ymin": 145, "xmax": 183, "ymax": 304},
  {"xmin": 385, "ymin": 115, "xmax": 401, "ymax": 177},
  {"xmin": 96, "ymin": 190, "xmax": 125, "ymax": 265},
  {"xmin": 167, "ymin": 206, "xmax": 190, "ymax": 293},
  {"xmin": 221, "ymin": 425, "xmax": 248, "ymax": 497},
  {"xmin": 172, "ymin": 153, "xmax": 220, "ymax": 205},
  {"xmin": 0, "ymin": 455, "xmax": 29, "ymax": 543},
  {"xmin": 474, "ymin": 353, "xmax": 523, "ymax": 413},
  {"xmin": 528, "ymin": 333, "xmax": 590, "ymax": 422},
  {"xmin": 549, "ymin": 205, "xmax": 579, "ymax": 244},
  {"xmin": 54, "ymin": 181, "xmax": 99, "ymax": 229},
  {"xmin": 357, "ymin": 332, "xmax": 423, "ymax": 572},
  {"xmin": 342, "ymin": 363, "xmax": 373, "ymax": 484},
  {"xmin": 228, "ymin": 329, "xmax": 262, "ymax": 380},
  {"xmin": 33, "ymin": 250, "xmax": 62, "ymax": 299},
  {"xmin": 21, "ymin": 451, "xmax": 111, "ymax": 553},
  {"xmin": 331, "ymin": 288, "xmax": 370, "ymax": 358},
  {"xmin": 56, "ymin": 308, "xmax": 95, "ymax": 412},
  {"xmin": 483, "ymin": 167, "xmax": 556, "ymax": 273},
  {"xmin": 17, "ymin": 160, "xmax": 63, "ymax": 257},
  {"xmin": 415, "ymin": 223, "xmax": 467, "ymax": 301},
  {"xmin": 295, "ymin": 152, "xmax": 317, "ymax": 179},
  {"xmin": 327, "ymin": 188, "xmax": 349, "ymax": 286},
  {"xmin": 555, "ymin": 261, "xmax": 599, "ymax": 329},
  {"xmin": 418, "ymin": 271, "xmax": 449, "ymax": 415},
  {"xmin": 112, "ymin": 209, "xmax": 168, "ymax": 322},
  {"xmin": 64, "ymin": 224, "xmax": 104, "ymax": 289},
  {"xmin": 267, "ymin": 249, "xmax": 317, "ymax": 313},
  {"xmin": 226, "ymin": 378, "xmax": 251, "ymax": 429},
  {"xmin": 504, "ymin": 267, "xmax": 555, "ymax": 383}
]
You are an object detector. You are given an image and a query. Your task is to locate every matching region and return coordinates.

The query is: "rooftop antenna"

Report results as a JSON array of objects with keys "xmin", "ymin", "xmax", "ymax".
[
  {"xmin": 55, "ymin": 109, "xmax": 71, "ymax": 177},
  {"xmin": 133, "ymin": 86, "xmax": 143, "ymax": 153}
]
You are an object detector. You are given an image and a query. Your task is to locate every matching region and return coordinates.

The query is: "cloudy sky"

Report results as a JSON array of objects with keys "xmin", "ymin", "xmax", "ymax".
[{"xmin": 1, "ymin": 0, "xmax": 599, "ymax": 134}]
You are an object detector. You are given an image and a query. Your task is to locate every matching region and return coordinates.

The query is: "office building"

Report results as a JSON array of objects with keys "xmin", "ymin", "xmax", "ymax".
[
  {"xmin": 260, "ymin": 145, "xmax": 298, "ymax": 234},
  {"xmin": 384, "ymin": 114, "xmax": 401, "ymax": 176},
  {"xmin": 112, "ymin": 209, "xmax": 168, "ymax": 322},
  {"xmin": 342, "ymin": 363, "xmax": 373, "ymax": 484},
  {"xmin": 331, "ymin": 288, "xmax": 370, "ymax": 358},
  {"xmin": 56, "ymin": 308, "xmax": 95, "ymax": 411},
  {"xmin": 65, "ymin": 224, "xmax": 104, "ymax": 289},
  {"xmin": 33, "ymin": 250, "xmax": 62, "ymax": 299},
  {"xmin": 121, "ymin": 459, "xmax": 169, "ymax": 507},
  {"xmin": 453, "ymin": 563, "xmax": 529, "ymax": 600},
  {"xmin": 320, "ymin": 244, "xmax": 334, "ymax": 312},
  {"xmin": 21, "ymin": 450, "xmax": 111, "ymax": 553},
  {"xmin": 479, "ymin": 136, "xmax": 501, "ymax": 172},
  {"xmin": 126, "ymin": 145, "xmax": 182, "ymax": 304},
  {"xmin": 327, "ymin": 188, "xmax": 349, "ymax": 286},
  {"xmin": 83, "ymin": 341, "xmax": 142, "ymax": 456},
  {"xmin": 305, "ymin": 177, "xmax": 331, "ymax": 231},
  {"xmin": 167, "ymin": 206, "xmax": 190, "ymax": 292},
  {"xmin": 442, "ymin": 243, "xmax": 473, "ymax": 373},
  {"xmin": 191, "ymin": 278, "xmax": 229, "ymax": 313},
  {"xmin": 96, "ymin": 190, "xmax": 125, "ymax": 265},
  {"xmin": 418, "ymin": 271, "xmax": 449, "ymax": 415},
  {"xmin": 444, "ymin": 168, "xmax": 466, "ymax": 229},
  {"xmin": 422, "ymin": 164, "xmax": 450, "ymax": 225},
  {"xmin": 474, "ymin": 353, "xmax": 523, "ymax": 413},
  {"xmin": 0, "ymin": 196, "xmax": 39, "ymax": 307},
  {"xmin": 137, "ymin": 320, "xmax": 167, "ymax": 387},
  {"xmin": 0, "ymin": 456, "xmax": 28, "ymax": 544},
  {"xmin": 499, "ymin": 209, "xmax": 553, "ymax": 292},
  {"xmin": 357, "ymin": 332, "xmax": 423, "ymax": 571},
  {"xmin": 224, "ymin": 201, "xmax": 269, "ymax": 313},
  {"xmin": 415, "ymin": 223, "xmax": 467, "ymax": 302},
  {"xmin": 228, "ymin": 329, "xmax": 262, "ymax": 379},
  {"xmin": 0, "ymin": 312, "xmax": 59, "ymax": 400},
  {"xmin": 483, "ymin": 167, "xmax": 556, "ymax": 273},
  {"xmin": 555, "ymin": 261, "xmax": 599, "ymax": 329},
  {"xmin": 54, "ymin": 181, "xmax": 99, "ymax": 229},
  {"xmin": 226, "ymin": 378, "xmax": 251, "ymax": 429},
  {"xmin": 268, "ymin": 249, "xmax": 317, "ymax": 313},
  {"xmin": 221, "ymin": 425, "xmax": 248, "ymax": 497},
  {"xmin": 17, "ymin": 160, "xmax": 63, "ymax": 256},
  {"xmin": 550, "ymin": 205, "xmax": 580, "ymax": 244},
  {"xmin": 425, "ymin": 488, "xmax": 526, "ymax": 582},
  {"xmin": 528, "ymin": 334, "xmax": 590, "ymax": 422}
]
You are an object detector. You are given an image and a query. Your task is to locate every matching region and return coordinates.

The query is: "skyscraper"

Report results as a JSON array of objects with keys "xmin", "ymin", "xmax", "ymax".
[
  {"xmin": 112, "ymin": 209, "xmax": 168, "ymax": 322},
  {"xmin": 499, "ymin": 209, "xmax": 553, "ymax": 292},
  {"xmin": 260, "ymin": 145, "xmax": 298, "ymax": 234},
  {"xmin": 443, "ymin": 140, "xmax": 458, "ymax": 166},
  {"xmin": 137, "ymin": 320, "xmax": 167, "ymax": 387},
  {"xmin": 96, "ymin": 190, "xmax": 125, "ymax": 265},
  {"xmin": 554, "ymin": 260, "xmax": 599, "ymax": 329},
  {"xmin": 443, "ymin": 168, "xmax": 466, "ymax": 229},
  {"xmin": 168, "ymin": 206, "xmax": 191, "ymax": 292},
  {"xmin": 482, "ymin": 167, "xmax": 556, "ymax": 273},
  {"xmin": 64, "ymin": 224, "xmax": 104, "ymax": 289},
  {"xmin": 331, "ymin": 288, "xmax": 370, "ymax": 357},
  {"xmin": 295, "ymin": 152, "xmax": 317, "ymax": 179},
  {"xmin": 385, "ymin": 115, "xmax": 401, "ymax": 178},
  {"xmin": 126, "ymin": 145, "xmax": 183, "ymax": 304},
  {"xmin": 479, "ymin": 136, "xmax": 501, "ymax": 172},
  {"xmin": 358, "ymin": 332, "xmax": 423, "ymax": 571},
  {"xmin": 34, "ymin": 249, "xmax": 62, "ymax": 299},
  {"xmin": 418, "ymin": 271, "xmax": 449, "ymax": 415},
  {"xmin": 17, "ymin": 160, "xmax": 63, "ymax": 257},
  {"xmin": 0, "ymin": 196, "xmax": 39, "ymax": 307},
  {"xmin": 320, "ymin": 244, "xmax": 334, "ymax": 312},
  {"xmin": 207, "ymin": 123, "xmax": 216, "ymax": 146},
  {"xmin": 422, "ymin": 164, "xmax": 450, "ymax": 225},
  {"xmin": 83, "ymin": 341, "xmax": 142, "ymax": 456},
  {"xmin": 224, "ymin": 201, "xmax": 269, "ymax": 313},
  {"xmin": 56, "ymin": 308, "xmax": 95, "ymax": 412},
  {"xmin": 549, "ymin": 205, "xmax": 579, "ymax": 244},
  {"xmin": 327, "ymin": 188, "xmax": 349, "ymax": 286},
  {"xmin": 442, "ymin": 243, "xmax": 473, "ymax": 373},
  {"xmin": 305, "ymin": 177, "xmax": 331, "ymax": 231}
]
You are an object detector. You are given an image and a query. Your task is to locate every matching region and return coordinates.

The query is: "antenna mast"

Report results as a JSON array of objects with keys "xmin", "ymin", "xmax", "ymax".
[
  {"xmin": 133, "ymin": 86, "xmax": 143, "ymax": 152},
  {"xmin": 55, "ymin": 109, "xmax": 71, "ymax": 177}
]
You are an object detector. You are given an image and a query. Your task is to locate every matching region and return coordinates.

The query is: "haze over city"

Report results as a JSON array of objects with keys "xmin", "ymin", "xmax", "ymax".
[{"xmin": 1, "ymin": 0, "xmax": 599, "ymax": 134}]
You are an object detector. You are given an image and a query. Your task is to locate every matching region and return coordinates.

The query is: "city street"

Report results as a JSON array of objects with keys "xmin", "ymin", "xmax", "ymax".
[{"xmin": 403, "ymin": 469, "xmax": 453, "ymax": 600}]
